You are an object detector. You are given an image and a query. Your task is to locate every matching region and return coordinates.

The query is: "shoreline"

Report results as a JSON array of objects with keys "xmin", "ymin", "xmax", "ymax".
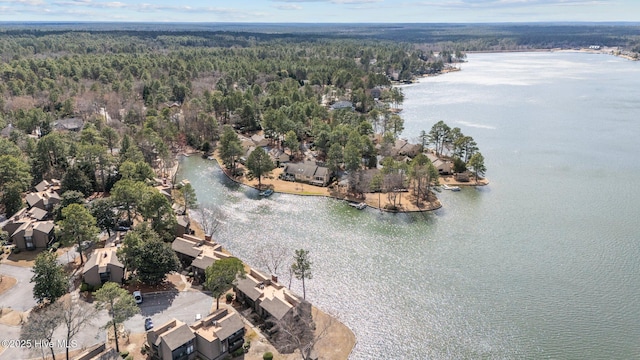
[
  {"xmin": 195, "ymin": 151, "xmax": 489, "ymax": 213},
  {"xmin": 465, "ymin": 46, "xmax": 638, "ymax": 61}
]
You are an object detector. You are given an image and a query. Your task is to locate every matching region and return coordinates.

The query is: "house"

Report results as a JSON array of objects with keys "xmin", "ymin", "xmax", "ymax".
[
  {"xmin": 53, "ymin": 118, "xmax": 84, "ymax": 132},
  {"xmin": 426, "ymin": 153, "xmax": 454, "ymax": 175},
  {"xmin": 190, "ymin": 309, "xmax": 245, "ymax": 359},
  {"xmin": 391, "ymin": 139, "xmax": 421, "ymax": 158},
  {"xmin": 1, "ymin": 123, "xmax": 15, "ymax": 138},
  {"xmin": 268, "ymin": 148, "xmax": 290, "ymax": 166},
  {"xmin": 237, "ymin": 135, "xmax": 255, "ymax": 152},
  {"xmin": 11, "ymin": 220, "xmax": 55, "ymax": 251},
  {"xmin": 147, "ymin": 309, "xmax": 244, "ymax": 360},
  {"xmin": 250, "ymin": 134, "xmax": 269, "ymax": 147},
  {"xmin": 282, "ymin": 162, "xmax": 330, "ymax": 187},
  {"xmin": 235, "ymin": 268, "xmax": 301, "ymax": 321},
  {"xmin": 82, "ymin": 247, "xmax": 125, "ymax": 287},
  {"xmin": 330, "ymin": 101, "xmax": 354, "ymax": 111},
  {"xmin": 25, "ymin": 189, "xmax": 61, "ymax": 211},
  {"xmin": 146, "ymin": 319, "xmax": 196, "ymax": 360},
  {"xmin": 175, "ymin": 215, "xmax": 191, "ymax": 237},
  {"xmin": 72, "ymin": 343, "xmax": 120, "ymax": 360},
  {"xmin": 172, "ymin": 235, "xmax": 231, "ymax": 281}
]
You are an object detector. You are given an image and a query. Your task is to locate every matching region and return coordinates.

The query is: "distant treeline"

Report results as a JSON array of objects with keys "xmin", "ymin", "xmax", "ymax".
[{"xmin": 1, "ymin": 22, "xmax": 639, "ymax": 52}]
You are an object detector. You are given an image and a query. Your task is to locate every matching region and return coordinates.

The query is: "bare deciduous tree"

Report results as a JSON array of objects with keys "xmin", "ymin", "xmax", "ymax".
[
  {"xmin": 255, "ymin": 243, "xmax": 290, "ymax": 277},
  {"xmin": 21, "ymin": 303, "xmax": 62, "ymax": 360},
  {"xmin": 271, "ymin": 302, "xmax": 336, "ymax": 360},
  {"xmin": 195, "ymin": 207, "xmax": 222, "ymax": 237},
  {"xmin": 59, "ymin": 297, "xmax": 96, "ymax": 360}
]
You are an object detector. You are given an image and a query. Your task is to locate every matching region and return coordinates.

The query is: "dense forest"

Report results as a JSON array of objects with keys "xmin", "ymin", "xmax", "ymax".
[{"xmin": 0, "ymin": 23, "xmax": 638, "ymax": 216}]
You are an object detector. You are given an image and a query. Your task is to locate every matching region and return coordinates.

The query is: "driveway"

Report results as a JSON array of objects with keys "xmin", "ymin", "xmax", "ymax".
[
  {"xmin": 124, "ymin": 291, "xmax": 214, "ymax": 333},
  {"xmin": 0, "ymin": 264, "xmax": 36, "ymax": 311}
]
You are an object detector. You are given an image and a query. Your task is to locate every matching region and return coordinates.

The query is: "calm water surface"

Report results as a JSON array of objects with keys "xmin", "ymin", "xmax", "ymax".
[{"xmin": 178, "ymin": 52, "xmax": 640, "ymax": 359}]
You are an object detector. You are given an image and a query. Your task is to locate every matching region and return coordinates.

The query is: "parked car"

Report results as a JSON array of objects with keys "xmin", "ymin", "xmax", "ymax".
[
  {"xmin": 144, "ymin": 317, "xmax": 153, "ymax": 331},
  {"xmin": 133, "ymin": 291, "xmax": 142, "ymax": 304}
]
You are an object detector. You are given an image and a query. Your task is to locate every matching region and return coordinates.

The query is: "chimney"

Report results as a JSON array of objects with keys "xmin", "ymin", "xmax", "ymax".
[
  {"xmin": 204, "ymin": 235, "xmax": 212, "ymax": 242},
  {"xmin": 271, "ymin": 275, "xmax": 278, "ymax": 284}
]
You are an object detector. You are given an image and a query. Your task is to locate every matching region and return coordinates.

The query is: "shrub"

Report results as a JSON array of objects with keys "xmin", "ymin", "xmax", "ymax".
[
  {"xmin": 80, "ymin": 283, "xmax": 90, "ymax": 292},
  {"xmin": 226, "ymin": 293, "xmax": 234, "ymax": 302},
  {"xmin": 120, "ymin": 351, "xmax": 129, "ymax": 358},
  {"xmin": 263, "ymin": 352, "xmax": 274, "ymax": 360},
  {"xmin": 12, "ymin": 248, "xmax": 21, "ymax": 254},
  {"xmin": 125, "ymin": 355, "xmax": 133, "ymax": 360},
  {"xmin": 232, "ymin": 348, "xmax": 244, "ymax": 358}
]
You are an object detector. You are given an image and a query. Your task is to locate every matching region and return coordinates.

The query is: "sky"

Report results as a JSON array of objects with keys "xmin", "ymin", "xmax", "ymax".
[{"xmin": 0, "ymin": 0, "xmax": 638, "ymax": 23}]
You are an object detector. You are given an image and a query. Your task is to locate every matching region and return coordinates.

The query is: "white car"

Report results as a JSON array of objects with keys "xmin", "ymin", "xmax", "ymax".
[{"xmin": 133, "ymin": 291, "xmax": 142, "ymax": 304}]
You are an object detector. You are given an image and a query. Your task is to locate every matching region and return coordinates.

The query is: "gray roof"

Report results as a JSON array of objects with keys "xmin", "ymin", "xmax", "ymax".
[
  {"xmin": 213, "ymin": 312, "xmax": 244, "ymax": 341},
  {"xmin": 191, "ymin": 255, "xmax": 215, "ymax": 270},
  {"xmin": 285, "ymin": 162, "xmax": 317, "ymax": 178},
  {"xmin": 260, "ymin": 296, "xmax": 292, "ymax": 321},
  {"xmin": 25, "ymin": 193, "xmax": 42, "ymax": 207},
  {"xmin": 235, "ymin": 277, "xmax": 262, "ymax": 302},
  {"xmin": 54, "ymin": 118, "xmax": 84, "ymax": 131},
  {"xmin": 35, "ymin": 180, "xmax": 50, "ymax": 192},
  {"xmin": 161, "ymin": 323, "xmax": 195, "ymax": 350},
  {"xmin": 330, "ymin": 101, "xmax": 354, "ymax": 110},
  {"xmin": 172, "ymin": 237, "xmax": 202, "ymax": 258},
  {"xmin": 83, "ymin": 248, "xmax": 124, "ymax": 274},
  {"xmin": 28, "ymin": 207, "xmax": 48, "ymax": 221},
  {"xmin": 1, "ymin": 124, "xmax": 14, "ymax": 137},
  {"xmin": 33, "ymin": 221, "xmax": 54, "ymax": 235}
]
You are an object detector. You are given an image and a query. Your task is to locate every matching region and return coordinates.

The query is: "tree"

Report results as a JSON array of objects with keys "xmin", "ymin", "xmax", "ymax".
[
  {"xmin": 428, "ymin": 120, "xmax": 451, "ymax": 156},
  {"xmin": 468, "ymin": 152, "xmax": 486, "ymax": 184},
  {"xmin": 58, "ymin": 296, "xmax": 96, "ymax": 360},
  {"xmin": 178, "ymin": 182, "xmax": 198, "ymax": 213},
  {"xmin": 90, "ymin": 198, "xmax": 117, "ymax": 237},
  {"xmin": 31, "ymin": 251, "xmax": 68, "ymax": 304},
  {"xmin": 94, "ymin": 282, "xmax": 139, "ymax": 353},
  {"xmin": 21, "ymin": 302, "xmax": 62, "ymax": 360},
  {"xmin": 100, "ymin": 127, "xmax": 119, "ymax": 154},
  {"xmin": 218, "ymin": 125, "xmax": 243, "ymax": 176},
  {"xmin": 59, "ymin": 203, "xmax": 99, "ymax": 265},
  {"xmin": 291, "ymin": 249, "xmax": 312, "ymax": 300},
  {"xmin": 284, "ymin": 130, "xmax": 299, "ymax": 156},
  {"xmin": 326, "ymin": 143, "xmax": 343, "ymax": 176},
  {"xmin": 255, "ymin": 243, "xmax": 290, "ymax": 277},
  {"xmin": 139, "ymin": 188, "xmax": 176, "ymax": 241},
  {"xmin": 0, "ymin": 154, "xmax": 31, "ymax": 194},
  {"xmin": 246, "ymin": 147, "xmax": 275, "ymax": 189},
  {"xmin": 204, "ymin": 257, "xmax": 245, "ymax": 310},
  {"xmin": 273, "ymin": 303, "xmax": 335, "ymax": 360},
  {"xmin": 61, "ymin": 166, "xmax": 94, "ymax": 197},
  {"xmin": 2, "ymin": 182, "xmax": 24, "ymax": 217},
  {"xmin": 111, "ymin": 179, "xmax": 146, "ymax": 224}
]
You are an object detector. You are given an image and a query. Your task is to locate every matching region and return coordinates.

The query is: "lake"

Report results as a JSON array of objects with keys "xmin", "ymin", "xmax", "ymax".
[{"xmin": 177, "ymin": 52, "xmax": 640, "ymax": 359}]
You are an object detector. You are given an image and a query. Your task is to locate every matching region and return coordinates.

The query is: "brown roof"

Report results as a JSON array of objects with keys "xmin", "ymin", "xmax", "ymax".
[
  {"xmin": 260, "ymin": 294, "xmax": 293, "ymax": 321},
  {"xmin": 191, "ymin": 255, "xmax": 215, "ymax": 271},
  {"xmin": 32, "ymin": 221, "xmax": 54, "ymax": 235},
  {"xmin": 83, "ymin": 247, "xmax": 124, "ymax": 274}
]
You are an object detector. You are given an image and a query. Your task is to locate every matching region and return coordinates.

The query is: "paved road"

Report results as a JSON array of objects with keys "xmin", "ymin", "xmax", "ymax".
[{"xmin": 0, "ymin": 264, "xmax": 36, "ymax": 312}]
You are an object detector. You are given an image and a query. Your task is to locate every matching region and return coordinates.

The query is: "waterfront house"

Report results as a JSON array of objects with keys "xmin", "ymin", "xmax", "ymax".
[
  {"xmin": 235, "ymin": 268, "xmax": 301, "ymax": 321},
  {"xmin": 282, "ymin": 162, "xmax": 330, "ymax": 186},
  {"xmin": 82, "ymin": 247, "xmax": 125, "ymax": 287},
  {"xmin": 268, "ymin": 148, "xmax": 290, "ymax": 166},
  {"xmin": 426, "ymin": 153, "xmax": 454, "ymax": 175},
  {"xmin": 237, "ymin": 134, "xmax": 255, "ymax": 152},
  {"xmin": 171, "ymin": 235, "xmax": 231, "ymax": 281},
  {"xmin": 146, "ymin": 309, "xmax": 244, "ymax": 360},
  {"xmin": 175, "ymin": 215, "xmax": 191, "ymax": 237}
]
